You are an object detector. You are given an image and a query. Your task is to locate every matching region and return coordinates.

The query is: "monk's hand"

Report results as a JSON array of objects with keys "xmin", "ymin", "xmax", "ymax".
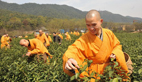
[
  {"xmin": 65, "ymin": 58, "xmax": 79, "ymax": 70},
  {"xmin": 110, "ymin": 54, "xmax": 116, "ymax": 59},
  {"xmin": 26, "ymin": 52, "xmax": 31, "ymax": 57}
]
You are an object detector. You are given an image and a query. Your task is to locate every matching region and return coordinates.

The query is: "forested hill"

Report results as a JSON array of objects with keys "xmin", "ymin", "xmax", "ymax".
[{"xmin": 0, "ymin": 1, "xmax": 142, "ymax": 23}]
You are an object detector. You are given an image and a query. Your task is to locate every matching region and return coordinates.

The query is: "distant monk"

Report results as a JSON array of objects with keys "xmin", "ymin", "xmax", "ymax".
[
  {"xmin": 46, "ymin": 33, "xmax": 52, "ymax": 43},
  {"xmin": 65, "ymin": 32, "xmax": 71, "ymax": 41},
  {"xmin": 19, "ymin": 39, "xmax": 52, "ymax": 63},
  {"xmin": 36, "ymin": 30, "xmax": 50, "ymax": 47},
  {"xmin": 62, "ymin": 10, "xmax": 129, "ymax": 81},
  {"xmin": 53, "ymin": 32, "xmax": 62, "ymax": 45},
  {"xmin": 58, "ymin": 33, "xmax": 63, "ymax": 40},
  {"xmin": 1, "ymin": 34, "xmax": 11, "ymax": 49}
]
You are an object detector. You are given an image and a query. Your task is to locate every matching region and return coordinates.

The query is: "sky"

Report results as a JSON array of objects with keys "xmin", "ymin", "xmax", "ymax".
[{"xmin": 1, "ymin": 0, "xmax": 142, "ymax": 18}]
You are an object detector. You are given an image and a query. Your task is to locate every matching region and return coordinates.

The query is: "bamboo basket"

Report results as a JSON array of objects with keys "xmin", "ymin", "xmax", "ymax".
[{"xmin": 124, "ymin": 52, "xmax": 133, "ymax": 74}]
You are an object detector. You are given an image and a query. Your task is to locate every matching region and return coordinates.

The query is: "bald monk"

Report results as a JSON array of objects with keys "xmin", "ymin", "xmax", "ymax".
[
  {"xmin": 1, "ymin": 34, "xmax": 11, "ymax": 49},
  {"xmin": 36, "ymin": 30, "xmax": 50, "ymax": 47},
  {"xmin": 65, "ymin": 32, "xmax": 71, "ymax": 41},
  {"xmin": 62, "ymin": 10, "xmax": 129, "ymax": 81},
  {"xmin": 19, "ymin": 39, "xmax": 52, "ymax": 63},
  {"xmin": 46, "ymin": 33, "xmax": 52, "ymax": 43}
]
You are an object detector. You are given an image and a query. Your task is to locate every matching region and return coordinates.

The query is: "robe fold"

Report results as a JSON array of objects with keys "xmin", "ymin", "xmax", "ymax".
[{"xmin": 62, "ymin": 28, "xmax": 128, "ymax": 81}]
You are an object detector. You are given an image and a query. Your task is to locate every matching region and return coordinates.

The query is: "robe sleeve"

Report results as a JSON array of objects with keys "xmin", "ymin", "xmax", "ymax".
[
  {"xmin": 111, "ymin": 31, "xmax": 129, "ymax": 76},
  {"xmin": 44, "ymin": 34, "xmax": 50, "ymax": 46},
  {"xmin": 62, "ymin": 38, "xmax": 86, "ymax": 76}
]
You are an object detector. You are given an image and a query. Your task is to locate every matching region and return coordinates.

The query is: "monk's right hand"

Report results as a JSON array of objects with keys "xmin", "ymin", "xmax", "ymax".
[{"xmin": 65, "ymin": 58, "xmax": 79, "ymax": 70}]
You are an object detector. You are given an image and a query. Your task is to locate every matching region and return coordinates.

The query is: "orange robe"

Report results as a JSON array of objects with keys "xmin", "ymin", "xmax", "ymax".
[
  {"xmin": 27, "ymin": 38, "xmax": 52, "ymax": 58},
  {"xmin": 47, "ymin": 36, "xmax": 52, "ymax": 42},
  {"xmin": 58, "ymin": 34, "xmax": 63, "ymax": 39},
  {"xmin": 62, "ymin": 28, "xmax": 128, "ymax": 81},
  {"xmin": 25, "ymin": 35, "xmax": 28, "ymax": 38},
  {"xmin": 76, "ymin": 32, "xmax": 80, "ymax": 36},
  {"xmin": 65, "ymin": 34, "xmax": 71, "ymax": 41},
  {"xmin": 36, "ymin": 33, "xmax": 50, "ymax": 46},
  {"xmin": 82, "ymin": 33, "xmax": 84, "ymax": 35},
  {"xmin": 73, "ymin": 31, "xmax": 77, "ymax": 35},
  {"xmin": 1, "ymin": 36, "xmax": 9, "ymax": 49}
]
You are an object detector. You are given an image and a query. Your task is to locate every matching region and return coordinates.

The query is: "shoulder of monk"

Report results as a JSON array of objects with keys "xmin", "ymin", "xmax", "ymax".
[{"xmin": 102, "ymin": 28, "xmax": 113, "ymax": 35}]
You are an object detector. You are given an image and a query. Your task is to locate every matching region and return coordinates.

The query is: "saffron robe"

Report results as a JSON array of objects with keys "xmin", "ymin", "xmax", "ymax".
[
  {"xmin": 58, "ymin": 34, "xmax": 63, "ymax": 39},
  {"xmin": 65, "ymin": 34, "xmax": 71, "ymax": 41},
  {"xmin": 36, "ymin": 33, "xmax": 50, "ymax": 46},
  {"xmin": 62, "ymin": 28, "xmax": 128, "ymax": 81},
  {"xmin": 1, "ymin": 36, "xmax": 9, "ymax": 49},
  {"xmin": 28, "ymin": 38, "xmax": 52, "ymax": 58},
  {"xmin": 47, "ymin": 36, "xmax": 52, "ymax": 42}
]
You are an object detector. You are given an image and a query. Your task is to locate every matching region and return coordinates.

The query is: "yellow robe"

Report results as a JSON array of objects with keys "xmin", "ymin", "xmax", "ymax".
[
  {"xmin": 25, "ymin": 35, "xmax": 28, "ymax": 38},
  {"xmin": 1, "ymin": 36, "xmax": 9, "ymax": 49},
  {"xmin": 36, "ymin": 33, "xmax": 50, "ymax": 46},
  {"xmin": 58, "ymin": 34, "xmax": 63, "ymax": 39},
  {"xmin": 28, "ymin": 38, "xmax": 52, "ymax": 58},
  {"xmin": 73, "ymin": 31, "xmax": 77, "ymax": 35},
  {"xmin": 62, "ymin": 28, "xmax": 128, "ymax": 81},
  {"xmin": 82, "ymin": 33, "xmax": 84, "ymax": 35},
  {"xmin": 47, "ymin": 36, "xmax": 52, "ymax": 42},
  {"xmin": 65, "ymin": 34, "xmax": 71, "ymax": 41},
  {"xmin": 76, "ymin": 32, "xmax": 80, "ymax": 36}
]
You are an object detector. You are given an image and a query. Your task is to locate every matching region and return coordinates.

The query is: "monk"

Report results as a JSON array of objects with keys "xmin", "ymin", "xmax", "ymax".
[
  {"xmin": 46, "ymin": 33, "xmax": 52, "ymax": 43},
  {"xmin": 58, "ymin": 33, "xmax": 63, "ymax": 40},
  {"xmin": 25, "ymin": 35, "xmax": 28, "ymax": 38},
  {"xmin": 65, "ymin": 32, "xmax": 71, "ymax": 41},
  {"xmin": 1, "ymin": 34, "xmax": 11, "ymax": 49},
  {"xmin": 19, "ymin": 39, "xmax": 52, "ymax": 63},
  {"xmin": 36, "ymin": 30, "xmax": 50, "ymax": 47},
  {"xmin": 62, "ymin": 10, "xmax": 129, "ymax": 81}
]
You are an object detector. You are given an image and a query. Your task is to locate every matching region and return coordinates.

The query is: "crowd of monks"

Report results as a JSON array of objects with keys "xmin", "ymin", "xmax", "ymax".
[{"xmin": 0, "ymin": 10, "xmax": 132, "ymax": 81}]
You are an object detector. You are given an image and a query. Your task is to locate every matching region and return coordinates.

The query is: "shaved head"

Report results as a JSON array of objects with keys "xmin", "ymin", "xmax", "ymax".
[
  {"xmin": 19, "ymin": 39, "xmax": 29, "ymax": 47},
  {"xmin": 39, "ymin": 30, "xmax": 43, "ymax": 35},
  {"xmin": 39, "ymin": 30, "xmax": 42, "ymax": 32},
  {"xmin": 86, "ymin": 10, "xmax": 101, "ymax": 21},
  {"xmin": 85, "ymin": 9, "xmax": 103, "ymax": 36}
]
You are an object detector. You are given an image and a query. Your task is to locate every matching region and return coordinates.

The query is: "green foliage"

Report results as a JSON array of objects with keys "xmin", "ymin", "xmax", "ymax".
[
  {"xmin": 70, "ymin": 58, "xmax": 129, "ymax": 82},
  {"xmin": 0, "ymin": 32, "xmax": 142, "ymax": 82}
]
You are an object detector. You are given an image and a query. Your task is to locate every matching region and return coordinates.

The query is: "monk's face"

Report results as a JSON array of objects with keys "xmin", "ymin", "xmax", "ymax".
[
  {"xmin": 65, "ymin": 33, "xmax": 67, "ymax": 36},
  {"xmin": 53, "ymin": 33, "xmax": 56, "ymax": 36},
  {"xmin": 86, "ymin": 17, "xmax": 103, "ymax": 35},
  {"xmin": 6, "ymin": 34, "xmax": 8, "ymax": 37},
  {"xmin": 39, "ymin": 30, "xmax": 43, "ymax": 35},
  {"xmin": 20, "ymin": 39, "xmax": 29, "ymax": 47},
  {"xmin": 46, "ymin": 33, "xmax": 48, "ymax": 36}
]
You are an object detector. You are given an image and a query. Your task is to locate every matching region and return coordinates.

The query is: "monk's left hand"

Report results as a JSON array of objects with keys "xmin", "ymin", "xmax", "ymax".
[
  {"xmin": 26, "ymin": 52, "xmax": 31, "ymax": 56},
  {"xmin": 110, "ymin": 54, "xmax": 116, "ymax": 59}
]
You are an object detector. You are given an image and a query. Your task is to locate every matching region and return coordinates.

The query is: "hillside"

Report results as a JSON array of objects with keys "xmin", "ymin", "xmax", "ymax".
[{"xmin": 0, "ymin": 1, "xmax": 142, "ymax": 23}]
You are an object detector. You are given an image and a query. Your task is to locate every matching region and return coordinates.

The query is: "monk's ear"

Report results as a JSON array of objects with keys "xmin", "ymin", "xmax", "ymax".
[{"xmin": 100, "ymin": 19, "xmax": 103, "ymax": 24}]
